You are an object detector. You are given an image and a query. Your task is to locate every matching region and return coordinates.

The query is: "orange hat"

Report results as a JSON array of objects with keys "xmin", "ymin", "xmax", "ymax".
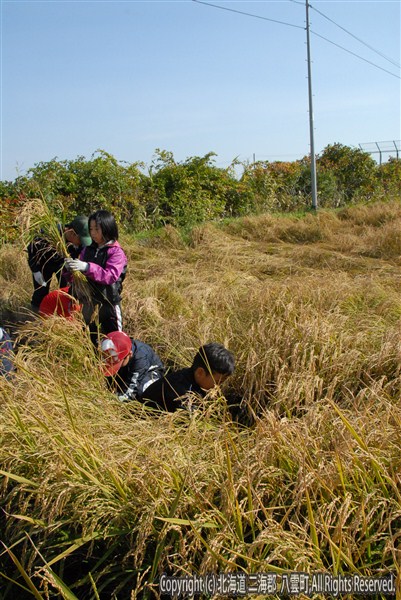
[
  {"xmin": 101, "ymin": 331, "xmax": 132, "ymax": 376},
  {"xmin": 39, "ymin": 287, "xmax": 81, "ymax": 319}
]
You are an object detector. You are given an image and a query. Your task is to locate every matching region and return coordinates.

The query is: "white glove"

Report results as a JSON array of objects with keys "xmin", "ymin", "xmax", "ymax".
[
  {"xmin": 64, "ymin": 258, "xmax": 88, "ymax": 273},
  {"xmin": 33, "ymin": 271, "xmax": 46, "ymax": 286},
  {"xmin": 117, "ymin": 393, "xmax": 131, "ymax": 402}
]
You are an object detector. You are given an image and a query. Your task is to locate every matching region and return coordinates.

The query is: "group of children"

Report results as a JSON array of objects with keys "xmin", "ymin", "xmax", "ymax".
[
  {"xmin": 30, "ymin": 210, "xmax": 127, "ymax": 340},
  {"xmin": 2, "ymin": 210, "xmax": 236, "ymax": 412},
  {"xmin": 101, "ymin": 332, "xmax": 235, "ymax": 412}
]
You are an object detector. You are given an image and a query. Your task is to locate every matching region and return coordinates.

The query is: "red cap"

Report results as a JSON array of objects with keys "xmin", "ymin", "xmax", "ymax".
[
  {"xmin": 101, "ymin": 331, "xmax": 132, "ymax": 376},
  {"xmin": 39, "ymin": 287, "xmax": 81, "ymax": 319}
]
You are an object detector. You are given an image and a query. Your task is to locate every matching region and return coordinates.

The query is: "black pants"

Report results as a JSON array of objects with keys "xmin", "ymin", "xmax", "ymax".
[{"xmin": 85, "ymin": 302, "xmax": 123, "ymax": 346}]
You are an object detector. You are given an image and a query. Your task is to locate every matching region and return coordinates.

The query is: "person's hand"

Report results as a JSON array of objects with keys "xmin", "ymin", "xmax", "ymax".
[
  {"xmin": 117, "ymin": 393, "xmax": 130, "ymax": 402},
  {"xmin": 65, "ymin": 259, "xmax": 88, "ymax": 273},
  {"xmin": 33, "ymin": 271, "xmax": 46, "ymax": 286},
  {"xmin": 64, "ymin": 258, "xmax": 72, "ymax": 272}
]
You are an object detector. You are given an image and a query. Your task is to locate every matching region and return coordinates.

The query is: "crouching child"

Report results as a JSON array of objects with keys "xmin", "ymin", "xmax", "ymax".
[
  {"xmin": 101, "ymin": 331, "xmax": 164, "ymax": 401},
  {"xmin": 39, "ymin": 287, "xmax": 82, "ymax": 319},
  {"xmin": 141, "ymin": 342, "xmax": 235, "ymax": 412}
]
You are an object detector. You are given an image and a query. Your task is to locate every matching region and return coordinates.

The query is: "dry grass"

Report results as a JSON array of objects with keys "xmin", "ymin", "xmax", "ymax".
[{"xmin": 0, "ymin": 200, "xmax": 400, "ymax": 598}]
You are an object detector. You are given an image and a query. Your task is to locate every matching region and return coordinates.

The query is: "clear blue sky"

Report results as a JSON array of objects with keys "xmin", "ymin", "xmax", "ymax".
[{"xmin": 1, "ymin": 0, "xmax": 400, "ymax": 181}]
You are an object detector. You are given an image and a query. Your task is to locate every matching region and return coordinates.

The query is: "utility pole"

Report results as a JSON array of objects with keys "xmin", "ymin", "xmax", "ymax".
[{"xmin": 306, "ymin": 0, "xmax": 318, "ymax": 210}]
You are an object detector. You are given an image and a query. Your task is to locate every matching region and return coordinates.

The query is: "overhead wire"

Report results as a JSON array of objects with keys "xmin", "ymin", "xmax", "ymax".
[
  {"xmin": 310, "ymin": 30, "xmax": 400, "ymax": 79},
  {"xmin": 309, "ymin": 4, "xmax": 400, "ymax": 69},
  {"xmin": 194, "ymin": 0, "xmax": 401, "ymax": 80},
  {"xmin": 192, "ymin": 0, "xmax": 304, "ymax": 30}
]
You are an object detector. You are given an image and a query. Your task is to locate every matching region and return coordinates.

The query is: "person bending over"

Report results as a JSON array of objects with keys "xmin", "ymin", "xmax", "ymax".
[
  {"xmin": 27, "ymin": 215, "xmax": 91, "ymax": 309},
  {"xmin": 141, "ymin": 342, "xmax": 235, "ymax": 412},
  {"xmin": 101, "ymin": 331, "xmax": 164, "ymax": 402},
  {"xmin": 39, "ymin": 287, "xmax": 81, "ymax": 319}
]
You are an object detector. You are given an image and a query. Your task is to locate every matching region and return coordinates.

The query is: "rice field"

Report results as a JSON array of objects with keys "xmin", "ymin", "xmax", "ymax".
[{"xmin": 0, "ymin": 200, "xmax": 400, "ymax": 599}]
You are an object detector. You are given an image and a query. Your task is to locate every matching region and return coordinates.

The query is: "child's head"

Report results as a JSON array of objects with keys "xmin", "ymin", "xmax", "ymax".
[
  {"xmin": 192, "ymin": 342, "xmax": 235, "ymax": 391},
  {"xmin": 89, "ymin": 210, "xmax": 119, "ymax": 245},
  {"xmin": 64, "ymin": 215, "xmax": 91, "ymax": 247},
  {"xmin": 39, "ymin": 287, "xmax": 81, "ymax": 319},
  {"xmin": 101, "ymin": 331, "xmax": 132, "ymax": 376}
]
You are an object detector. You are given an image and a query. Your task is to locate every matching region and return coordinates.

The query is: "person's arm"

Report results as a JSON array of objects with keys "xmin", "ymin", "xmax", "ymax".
[
  {"xmin": 117, "ymin": 371, "xmax": 140, "ymax": 401},
  {"xmin": 141, "ymin": 372, "xmax": 189, "ymax": 412},
  {"xmin": 86, "ymin": 250, "xmax": 125, "ymax": 284},
  {"xmin": 71, "ymin": 246, "xmax": 127, "ymax": 285},
  {"xmin": 116, "ymin": 349, "xmax": 152, "ymax": 401},
  {"xmin": 27, "ymin": 238, "xmax": 55, "ymax": 271}
]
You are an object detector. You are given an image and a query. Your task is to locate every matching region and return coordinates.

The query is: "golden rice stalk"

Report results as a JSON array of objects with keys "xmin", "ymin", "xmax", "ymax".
[{"xmin": 17, "ymin": 195, "xmax": 92, "ymax": 303}]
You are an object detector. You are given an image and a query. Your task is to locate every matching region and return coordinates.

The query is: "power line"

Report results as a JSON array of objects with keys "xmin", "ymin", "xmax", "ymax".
[
  {"xmin": 310, "ymin": 29, "xmax": 401, "ymax": 80},
  {"xmin": 192, "ymin": 0, "xmax": 304, "ymax": 30},
  {"xmin": 310, "ymin": 4, "xmax": 401, "ymax": 69},
  {"xmin": 194, "ymin": 0, "xmax": 401, "ymax": 80},
  {"xmin": 289, "ymin": 0, "xmax": 400, "ymax": 71}
]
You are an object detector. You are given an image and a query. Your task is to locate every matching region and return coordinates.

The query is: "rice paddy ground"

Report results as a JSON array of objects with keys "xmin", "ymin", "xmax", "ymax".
[{"xmin": 0, "ymin": 200, "xmax": 400, "ymax": 599}]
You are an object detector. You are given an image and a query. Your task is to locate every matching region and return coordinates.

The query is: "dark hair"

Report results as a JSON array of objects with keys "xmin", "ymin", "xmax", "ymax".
[
  {"xmin": 192, "ymin": 342, "xmax": 235, "ymax": 375},
  {"xmin": 89, "ymin": 210, "xmax": 119, "ymax": 242}
]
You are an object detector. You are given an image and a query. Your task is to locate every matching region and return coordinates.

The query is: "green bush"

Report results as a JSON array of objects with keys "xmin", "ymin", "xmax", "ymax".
[
  {"xmin": 317, "ymin": 143, "xmax": 377, "ymax": 201},
  {"xmin": 145, "ymin": 150, "xmax": 240, "ymax": 227},
  {"xmin": 10, "ymin": 150, "xmax": 148, "ymax": 232},
  {"xmin": 375, "ymin": 157, "xmax": 401, "ymax": 197},
  {"xmin": 0, "ymin": 146, "xmax": 399, "ymax": 235}
]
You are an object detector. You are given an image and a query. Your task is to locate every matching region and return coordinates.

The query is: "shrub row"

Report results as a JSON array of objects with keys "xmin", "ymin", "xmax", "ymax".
[{"xmin": 0, "ymin": 144, "xmax": 400, "ymax": 242}]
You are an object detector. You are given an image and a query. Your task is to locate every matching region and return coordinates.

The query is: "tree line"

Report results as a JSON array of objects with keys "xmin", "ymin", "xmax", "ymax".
[{"xmin": 0, "ymin": 143, "xmax": 400, "ymax": 243}]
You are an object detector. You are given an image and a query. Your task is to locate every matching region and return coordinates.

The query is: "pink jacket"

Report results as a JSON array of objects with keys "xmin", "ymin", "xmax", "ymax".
[{"xmin": 80, "ymin": 241, "xmax": 127, "ymax": 285}]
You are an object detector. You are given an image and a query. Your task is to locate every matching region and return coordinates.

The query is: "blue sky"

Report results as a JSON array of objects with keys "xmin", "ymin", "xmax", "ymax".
[{"xmin": 1, "ymin": 0, "xmax": 400, "ymax": 181}]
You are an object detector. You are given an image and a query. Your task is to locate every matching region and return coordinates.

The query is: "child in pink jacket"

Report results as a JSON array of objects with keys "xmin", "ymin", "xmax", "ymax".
[{"xmin": 65, "ymin": 210, "xmax": 127, "ymax": 342}]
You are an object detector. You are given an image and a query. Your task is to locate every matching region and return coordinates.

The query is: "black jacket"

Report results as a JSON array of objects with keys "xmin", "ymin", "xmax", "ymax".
[
  {"xmin": 141, "ymin": 367, "xmax": 205, "ymax": 412},
  {"xmin": 27, "ymin": 237, "xmax": 80, "ymax": 273},
  {"xmin": 109, "ymin": 340, "xmax": 164, "ymax": 401}
]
